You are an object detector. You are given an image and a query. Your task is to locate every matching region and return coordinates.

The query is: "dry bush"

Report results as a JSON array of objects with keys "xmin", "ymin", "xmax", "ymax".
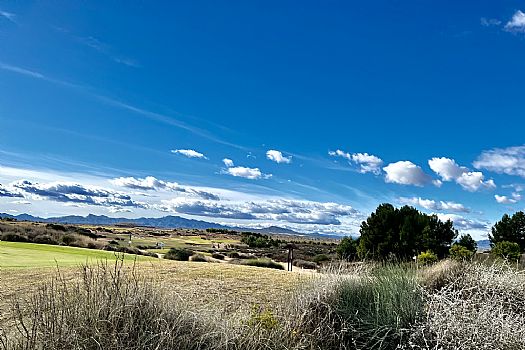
[{"xmin": 410, "ymin": 262, "xmax": 525, "ymax": 350}]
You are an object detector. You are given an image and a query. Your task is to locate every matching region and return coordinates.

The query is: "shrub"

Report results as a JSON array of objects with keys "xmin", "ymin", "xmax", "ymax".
[
  {"xmin": 61, "ymin": 234, "xmax": 77, "ymax": 246},
  {"xmin": 190, "ymin": 254, "xmax": 207, "ymax": 262},
  {"xmin": 45, "ymin": 223, "xmax": 67, "ymax": 232},
  {"xmin": 32, "ymin": 234, "xmax": 59, "ymax": 245},
  {"xmin": 449, "ymin": 243, "xmax": 474, "ymax": 261},
  {"xmin": 1, "ymin": 233, "xmax": 28, "ymax": 242},
  {"xmin": 417, "ymin": 250, "xmax": 438, "ymax": 266},
  {"xmin": 242, "ymin": 258, "xmax": 284, "ymax": 270},
  {"xmin": 410, "ymin": 262, "xmax": 525, "ymax": 349},
  {"xmin": 313, "ymin": 254, "xmax": 330, "ymax": 264},
  {"xmin": 491, "ymin": 241, "xmax": 521, "ymax": 261},
  {"xmin": 247, "ymin": 305, "xmax": 279, "ymax": 331},
  {"xmin": 227, "ymin": 251, "xmax": 240, "ymax": 259},
  {"xmin": 293, "ymin": 259, "xmax": 317, "ymax": 270},
  {"xmin": 164, "ymin": 248, "xmax": 192, "ymax": 261},
  {"xmin": 211, "ymin": 252, "xmax": 225, "ymax": 260}
]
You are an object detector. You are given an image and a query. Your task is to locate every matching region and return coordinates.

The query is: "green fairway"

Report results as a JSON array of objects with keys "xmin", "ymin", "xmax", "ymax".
[{"xmin": 0, "ymin": 241, "xmax": 153, "ymax": 268}]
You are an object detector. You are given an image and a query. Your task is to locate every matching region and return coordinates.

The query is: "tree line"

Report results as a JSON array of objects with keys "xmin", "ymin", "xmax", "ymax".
[{"xmin": 337, "ymin": 203, "xmax": 524, "ymax": 262}]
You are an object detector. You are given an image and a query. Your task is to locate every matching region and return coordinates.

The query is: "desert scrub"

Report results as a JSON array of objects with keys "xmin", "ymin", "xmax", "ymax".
[{"xmin": 411, "ymin": 262, "xmax": 525, "ymax": 349}]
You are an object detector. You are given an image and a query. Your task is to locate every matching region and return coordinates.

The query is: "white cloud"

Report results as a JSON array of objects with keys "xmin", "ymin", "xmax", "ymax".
[
  {"xmin": 171, "ymin": 149, "xmax": 207, "ymax": 159},
  {"xmin": 474, "ymin": 145, "xmax": 525, "ymax": 177},
  {"xmin": 157, "ymin": 198, "xmax": 358, "ymax": 225},
  {"xmin": 495, "ymin": 195, "xmax": 516, "ymax": 204},
  {"xmin": 329, "ymin": 149, "xmax": 383, "ymax": 175},
  {"xmin": 436, "ymin": 213, "xmax": 491, "ymax": 236},
  {"xmin": 266, "ymin": 150, "xmax": 292, "ymax": 164},
  {"xmin": 429, "ymin": 157, "xmax": 496, "ymax": 192},
  {"xmin": 10, "ymin": 200, "xmax": 31, "ymax": 205},
  {"xmin": 383, "ymin": 161, "xmax": 431, "ymax": 186},
  {"xmin": 399, "ymin": 197, "xmax": 470, "ymax": 213},
  {"xmin": 505, "ymin": 10, "xmax": 525, "ymax": 32},
  {"xmin": 222, "ymin": 158, "xmax": 234, "ymax": 167},
  {"xmin": 11, "ymin": 180, "xmax": 147, "ymax": 209},
  {"xmin": 110, "ymin": 176, "xmax": 220, "ymax": 200},
  {"xmin": 495, "ymin": 192, "xmax": 521, "ymax": 204},
  {"xmin": 226, "ymin": 166, "xmax": 270, "ymax": 180}
]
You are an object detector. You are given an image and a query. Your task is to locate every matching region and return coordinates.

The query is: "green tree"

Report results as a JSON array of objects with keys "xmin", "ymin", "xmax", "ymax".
[
  {"xmin": 489, "ymin": 212, "xmax": 525, "ymax": 252},
  {"xmin": 358, "ymin": 203, "xmax": 457, "ymax": 261},
  {"xmin": 336, "ymin": 236, "xmax": 358, "ymax": 260},
  {"xmin": 457, "ymin": 234, "xmax": 477, "ymax": 252},
  {"xmin": 491, "ymin": 241, "xmax": 521, "ymax": 261},
  {"xmin": 357, "ymin": 204, "xmax": 399, "ymax": 260}
]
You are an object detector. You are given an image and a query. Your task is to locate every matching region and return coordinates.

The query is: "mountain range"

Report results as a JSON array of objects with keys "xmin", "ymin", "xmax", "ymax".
[{"xmin": 0, "ymin": 212, "xmax": 305, "ymax": 236}]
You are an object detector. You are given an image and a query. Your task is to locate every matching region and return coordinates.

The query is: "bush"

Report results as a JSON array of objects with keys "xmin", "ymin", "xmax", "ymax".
[
  {"xmin": 164, "ymin": 248, "xmax": 193, "ymax": 261},
  {"xmin": 313, "ymin": 254, "xmax": 330, "ymax": 264},
  {"xmin": 61, "ymin": 234, "xmax": 77, "ymax": 246},
  {"xmin": 293, "ymin": 259, "xmax": 317, "ymax": 270},
  {"xmin": 190, "ymin": 254, "xmax": 207, "ymax": 262},
  {"xmin": 1, "ymin": 233, "xmax": 28, "ymax": 242},
  {"xmin": 211, "ymin": 252, "xmax": 225, "ymax": 260},
  {"xmin": 491, "ymin": 241, "xmax": 521, "ymax": 261},
  {"xmin": 32, "ymin": 234, "xmax": 59, "ymax": 245},
  {"xmin": 227, "ymin": 251, "xmax": 240, "ymax": 259},
  {"xmin": 45, "ymin": 223, "xmax": 67, "ymax": 232},
  {"xmin": 242, "ymin": 258, "xmax": 284, "ymax": 270},
  {"xmin": 417, "ymin": 250, "xmax": 438, "ymax": 266},
  {"xmin": 449, "ymin": 243, "xmax": 474, "ymax": 261}
]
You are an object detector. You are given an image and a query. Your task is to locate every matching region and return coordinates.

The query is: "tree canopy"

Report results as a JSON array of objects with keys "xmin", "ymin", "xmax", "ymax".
[
  {"xmin": 357, "ymin": 204, "xmax": 458, "ymax": 260},
  {"xmin": 457, "ymin": 234, "xmax": 477, "ymax": 252}
]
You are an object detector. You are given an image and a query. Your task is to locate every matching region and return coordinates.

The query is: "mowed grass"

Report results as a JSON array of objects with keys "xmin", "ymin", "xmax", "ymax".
[{"xmin": 0, "ymin": 241, "xmax": 153, "ymax": 268}]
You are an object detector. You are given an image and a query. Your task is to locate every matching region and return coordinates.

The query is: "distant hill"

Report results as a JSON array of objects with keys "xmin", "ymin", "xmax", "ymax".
[
  {"xmin": 0, "ymin": 212, "xmax": 305, "ymax": 236},
  {"xmin": 477, "ymin": 239, "xmax": 491, "ymax": 252}
]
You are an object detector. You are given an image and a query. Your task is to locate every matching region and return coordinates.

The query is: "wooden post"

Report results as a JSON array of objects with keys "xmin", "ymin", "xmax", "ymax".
[{"xmin": 287, "ymin": 244, "xmax": 294, "ymax": 271}]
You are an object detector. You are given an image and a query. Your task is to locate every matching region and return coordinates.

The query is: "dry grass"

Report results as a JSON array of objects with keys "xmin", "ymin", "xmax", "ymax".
[
  {"xmin": 411, "ymin": 262, "xmax": 525, "ymax": 350},
  {"xmin": 0, "ymin": 258, "xmax": 302, "ymax": 322},
  {"xmin": 3, "ymin": 258, "xmax": 525, "ymax": 349}
]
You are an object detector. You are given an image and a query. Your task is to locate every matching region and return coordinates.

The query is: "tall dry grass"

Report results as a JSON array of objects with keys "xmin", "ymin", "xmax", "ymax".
[{"xmin": 2, "ymin": 259, "xmax": 525, "ymax": 350}]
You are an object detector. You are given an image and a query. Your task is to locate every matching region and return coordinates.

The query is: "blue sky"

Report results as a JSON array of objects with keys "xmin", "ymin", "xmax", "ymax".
[{"xmin": 1, "ymin": 1, "xmax": 525, "ymax": 239}]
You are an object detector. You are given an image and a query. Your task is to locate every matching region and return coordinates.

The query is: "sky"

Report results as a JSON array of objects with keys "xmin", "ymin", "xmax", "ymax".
[{"xmin": 1, "ymin": 1, "xmax": 525, "ymax": 239}]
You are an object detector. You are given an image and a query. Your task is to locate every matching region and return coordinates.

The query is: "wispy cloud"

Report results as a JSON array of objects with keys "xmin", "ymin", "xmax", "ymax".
[
  {"xmin": 0, "ymin": 62, "xmax": 248, "ymax": 150},
  {"xmin": 480, "ymin": 17, "xmax": 501, "ymax": 27},
  {"xmin": 53, "ymin": 27, "xmax": 139, "ymax": 67},
  {"xmin": 0, "ymin": 62, "xmax": 44, "ymax": 79},
  {"xmin": 329, "ymin": 149, "xmax": 383, "ymax": 175},
  {"xmin": 0, "ymin": 10, "xmax": 16, "ymax": 24}
]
